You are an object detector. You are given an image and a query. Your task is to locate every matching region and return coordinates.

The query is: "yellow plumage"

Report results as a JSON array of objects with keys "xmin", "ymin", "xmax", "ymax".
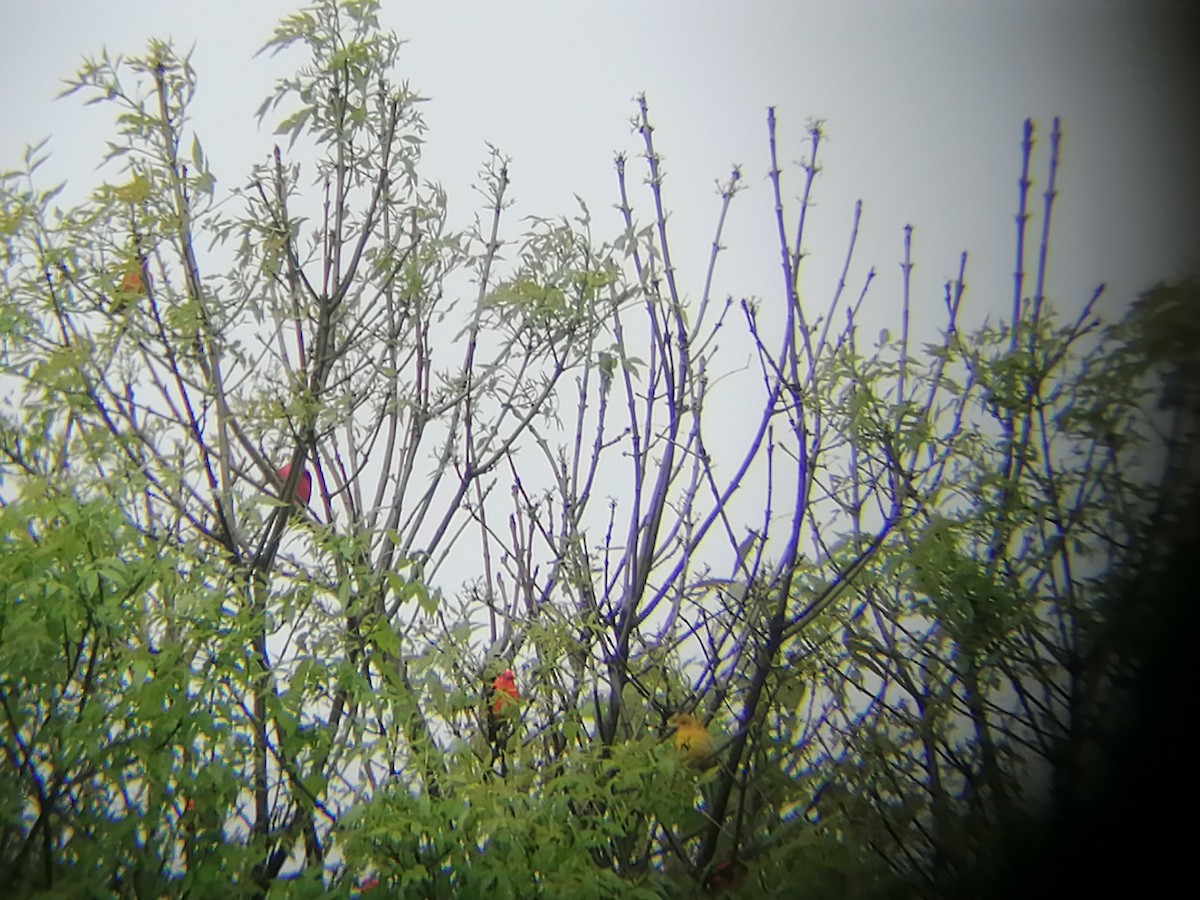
[{"xmin": 668, "ymin": 712, "xmax": 717, "ymax": 771}]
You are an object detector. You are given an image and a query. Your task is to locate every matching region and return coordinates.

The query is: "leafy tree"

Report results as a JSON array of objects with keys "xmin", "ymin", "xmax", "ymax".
[{"xmin": 0, "ymin": 1, "xmax": 1177, "ymax": 897}]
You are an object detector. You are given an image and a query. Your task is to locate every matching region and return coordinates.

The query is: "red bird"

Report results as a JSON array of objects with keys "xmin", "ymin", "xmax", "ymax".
[
  {"xmin": 486, "ymin": 668, "xmax": 520, "ymax": 750},
  {"xmin": 490, "ymin": 669, "xmax": 520, "ymax": 718},
  {"xmin": 119, "ymin": 268, "xmax": 146, "ymax": 296},
  {"xmin": 278, "ymin": 462, "xmax": 312, "ymax": 506},
  {"xmin": 482, "ymin": 668, "xmax": 522, "ymax": 775}
]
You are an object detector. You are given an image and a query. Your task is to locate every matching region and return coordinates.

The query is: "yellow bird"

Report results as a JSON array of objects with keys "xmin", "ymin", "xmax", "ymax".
[{"xmin": 668, "ymin": 712, "xmax": 718, "ymax": 771}]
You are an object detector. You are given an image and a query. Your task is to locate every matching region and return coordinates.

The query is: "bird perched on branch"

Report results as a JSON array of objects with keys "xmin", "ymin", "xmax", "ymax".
[
  {"xmin": 486, "ymin": 668, "xmax": 521, "ymax": 747},
  {"xmin": 118, "ymin": 260, "xmax": 147, "ymax": 299},
  {"xmin": 104, "ymin": 252, "xmax": 150, "ymax": 314},
  {"xmin": 278, "ymin": 462, "xmax": 312, "ymax": 507},
  {"xmin": 668, "ymin": 712, "xmax": 718, "ymax": 771}
]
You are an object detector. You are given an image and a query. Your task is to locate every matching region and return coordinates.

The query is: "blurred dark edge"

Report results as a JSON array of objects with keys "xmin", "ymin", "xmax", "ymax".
[{"xmin": 972, "ymin": 8, "xmax": 1199, "ymax": 897}]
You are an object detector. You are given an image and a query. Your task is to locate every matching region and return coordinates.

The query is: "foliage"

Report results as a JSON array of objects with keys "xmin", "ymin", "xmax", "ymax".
[{"xmin": 0, "ymin": 1, "xmax": 1174, "ymax": 897}]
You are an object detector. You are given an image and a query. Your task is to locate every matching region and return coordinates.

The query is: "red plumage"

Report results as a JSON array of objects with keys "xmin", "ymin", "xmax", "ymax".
[
  {"xmin": 490, "ymin": 669, "xmax": 520, "ymax": 717},
  {"xmin": 278, "ymin": 462, "xmax": 312, "ymax": 506}
]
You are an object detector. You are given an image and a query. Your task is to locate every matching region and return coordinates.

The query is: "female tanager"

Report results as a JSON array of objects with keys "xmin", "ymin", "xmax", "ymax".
[
  {"xmin": 668, "ymin": 712, "xmax": 717, "ymax": 771},
  {"xmin": 278, "ymin": 462, "xmax": 312, "ymax": 506}
]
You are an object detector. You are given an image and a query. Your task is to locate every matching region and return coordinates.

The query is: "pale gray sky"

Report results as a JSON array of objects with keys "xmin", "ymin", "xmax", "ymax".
[
  {"xmin": 4, "ymin": 1, "xmax": 1197, "ymax": 336},
  {"xmin": 7, "ymin": 6, "xmax": 1190, "ymax": 875}
]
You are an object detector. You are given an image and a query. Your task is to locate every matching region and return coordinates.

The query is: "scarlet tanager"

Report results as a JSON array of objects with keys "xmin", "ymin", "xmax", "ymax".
[
  {"xmin": 120, "ymin": 265, "xmax": 146, "ymax": 296},
  {"xmin": 489, "ymin": 669, "xmax": 520, "ymax": 717},
  {"xmin": 278, "ymin": 462, "xmax": 312, "ymax": 506},
  {"xmin": 486, "ymin": 669, "xmax": 520, "ymax": 745}
]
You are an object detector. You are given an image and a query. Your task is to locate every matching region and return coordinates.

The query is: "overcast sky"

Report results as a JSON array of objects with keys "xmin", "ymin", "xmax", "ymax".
[
  {"xmin": 5, "ymin": 1, "xmax": 1197, "ymax": 340},
  {"xmin": 3, "ymin": 1, "xmax": 1198, "ymax": 680}
]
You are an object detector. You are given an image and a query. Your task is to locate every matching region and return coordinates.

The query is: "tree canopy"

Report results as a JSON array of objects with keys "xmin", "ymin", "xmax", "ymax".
[{"xmin": 0, "ymin": 2, "xmax": 1188, "ymax": 897}]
